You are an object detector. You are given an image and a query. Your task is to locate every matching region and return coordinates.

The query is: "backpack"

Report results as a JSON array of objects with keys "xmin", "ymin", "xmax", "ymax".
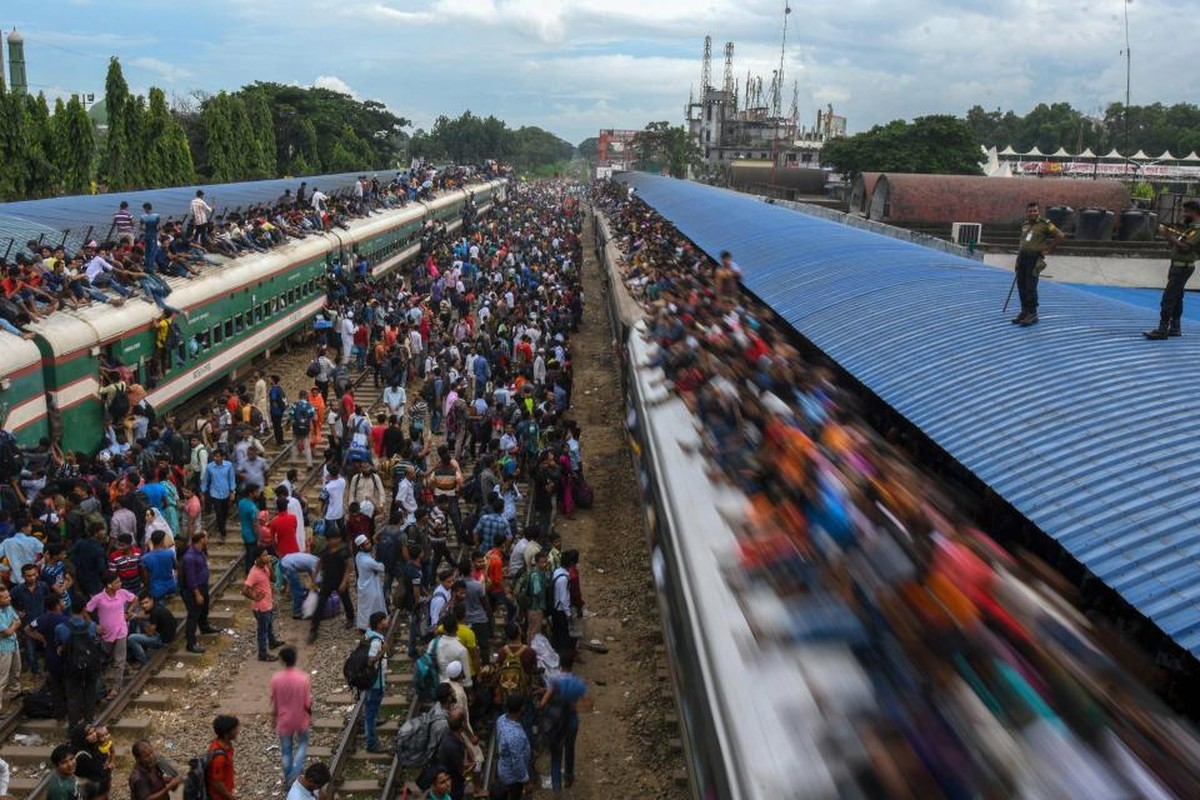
[
  {"xmin": 394, "ymin": 706, "xmax": 446, "ymax": 768},
  {"xmin": 107, "ymin": 384, "xmax": 130, "ymax": 420},
  {"xmin": 343, "ymin": 636, "xmax": 379, "ymax": 692},
  {"xmin": 135, "ymin": 399, "xmax": 157, "ymax": 426},
  {"xmin": 305, "ymin": 359, "xmax": 321, "ymax": 378},
  {"xmin": 292, "ymin": 402, "xmax": 314, "ymax": 435},
  {"xmin": 333, "ymin": 365, "xmax": 351, "ymax": 395},
  {"xmin": 514, "ymin": 569, "xmax": 536, "ymax": 612},
  {"xmin": 412, "ymin": 636, "xmax": 441, "ymax": 704},
  {"xmin": 21, "ymin": 690, "xmax": 59, "ymax": 719},
  {"xmin": 497, "ymin": 644, "xmax": 530, "ymax": 703},
  {"xmin": 183, "ymin": 747, "xmax": 229, "ymax": 800},
  {"xmin": 0, "ymin": 431, "xmax": 23, "ymax": 481},
  {"xmin": 64, "ymin": 623, "xmax": 105, "ymax": 675}
]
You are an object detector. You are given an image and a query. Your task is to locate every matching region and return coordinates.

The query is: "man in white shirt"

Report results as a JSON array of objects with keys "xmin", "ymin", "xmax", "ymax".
[
  {"xmin": 382, "ymin": 382, "xmax": 407, "ymax": 422},
  {"xmin": 322, "ymin": 466, "xmax": 347, "ymax": 536},
  {"xmin": 339, "ymin": 314, "xmax": 356, "ymax": 366},
  {"xmin": 429, "ymin": 569, "xmax": 454, "ymax": 630},
  {"xmin": 189, "ymin": 190, "xmax": 213, "ymax": 246},
  {"xmin": 394, "ymin": 466, "xmax": 417, "ymax": 524}
]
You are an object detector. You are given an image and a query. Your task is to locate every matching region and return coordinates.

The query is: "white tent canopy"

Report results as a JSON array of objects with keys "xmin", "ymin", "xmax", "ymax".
[
  {"xmin": 1051, "ymin": 147, "xmax": 1071, "ymax": 157},
  {"xmin": 1076, "ymin": 147, "xmax": 1096, "ymax": 158},
  {"xmin": 1025, "ymin": 146, "xmax": 1044, "ymax": 157},
  {"xmin": 1130, "ymin": 149, "xmax": 1150, "ymax": 160},
  {"xmin": 1158, "ymin": 150, "xmax": 1177, "ymax": 161},
  {"xmin": 1103, "ymin": 148, "xmax": 1124, "ymax": 159},
  {"xmin": 999, "ymin": 145, "xmax": 1017, "ymax": 156},
  {"xmin": 1185, "ymin": 151, "xmax": 1200, "ymax": 162}
]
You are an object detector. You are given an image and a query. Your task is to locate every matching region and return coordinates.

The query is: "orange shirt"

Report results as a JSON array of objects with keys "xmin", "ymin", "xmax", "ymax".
[{"xmin": 205, "ymin": 740, "xmax": 234, "ymax": 798}]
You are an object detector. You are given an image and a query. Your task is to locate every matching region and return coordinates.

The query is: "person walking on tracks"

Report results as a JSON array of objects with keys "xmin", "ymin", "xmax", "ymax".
[
  {"xmin": 1011, "ymin": 201, "xmax": 1064, "ymax": 326},
  {"xmin": 1145, "ymin": 199, "xmax": 1200, "ymax": 340}
]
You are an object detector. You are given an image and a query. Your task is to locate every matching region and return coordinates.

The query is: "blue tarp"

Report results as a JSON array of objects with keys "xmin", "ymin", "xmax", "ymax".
[{"xmin": 620, "ymin": 173, "xmax": 1200, "ymax": 657}]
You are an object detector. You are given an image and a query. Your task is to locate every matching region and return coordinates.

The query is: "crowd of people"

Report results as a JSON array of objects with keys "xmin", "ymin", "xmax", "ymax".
[
  {"xmin": 593, "ymin": 179, "xmax": 1200, "ymax": 797},
  {"xmin": 0, "ymin": 161, "xmax": 502, "ymax": 338},
  {"xmin": 0, "ymin": 178, "xmax": 602, "ymax": 799}
]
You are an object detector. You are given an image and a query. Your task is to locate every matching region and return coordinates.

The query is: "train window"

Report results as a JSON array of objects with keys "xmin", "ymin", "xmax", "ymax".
[
  {"xmin": 234, "ymin": 313, "xmax": 244, "ymax": 333},
  {"xmin": 212, "ymin": 324, "xmax": 223, "ymax": 345},
  {"xmin": 224, "ymin": 319, "xmax": 234, "ymax": 339}
]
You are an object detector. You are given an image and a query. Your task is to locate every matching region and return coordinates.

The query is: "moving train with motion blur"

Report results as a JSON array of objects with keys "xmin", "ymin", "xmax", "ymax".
[
  {"xmin": 0, "ymin": 178, "xmax": 506, "ymax": 454},
  {"xmin": 595, "ymin": 199, "xmax": 1200, "ymax": 799}
]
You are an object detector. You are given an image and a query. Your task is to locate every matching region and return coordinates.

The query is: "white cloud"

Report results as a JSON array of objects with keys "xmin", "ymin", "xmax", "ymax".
[
  {"xmin": 127, "ymin": 57, "xmax": 191, "ymax": 83},
  {"xmin": 313, "ymin": 75, "xmax": 357, "ymax": 97},
  {"xmin": 9, "ymin": 0, "xmax": 1194, "ymax": 145}
]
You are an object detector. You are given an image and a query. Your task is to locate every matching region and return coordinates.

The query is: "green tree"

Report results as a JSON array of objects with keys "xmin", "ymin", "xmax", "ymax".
[
  {"xmin": 633, "ymin": 121, "xmax": 698, "ymax": 177},
  {"xmin": 822, "ymin": 115, "xmax": 983, "ymax": 178},
  {"xmin": 57, "ymin": 95, "xmax": 95, "ymax": 194},
  {"xmin": 577, "ymin": 136, "xmax": 599, "ymax": 162},
  {"xmin": 200, "ymin": 92, "xmax": 245, "ymax": 182},
  {"xmin": 242, "ymin": 88, "xmax": 277, "ymax": 178},
  {"xmin": 142, "ymin": 88, "xmax": 193, "ymax": 187},
  {"xmin": 291, "ymin": 117, "xmax": 320, "ymax": 174},
  {"xmin": 0, "ymin": 85, "xmax": 33, "ymax": 199},
  {"xmin": 24, "ymin": 93, "xmax": 56, "ymax": 196},
  {"xmin": 122, "ymin": 94, "xmax": 148, "ymax": 188},
  {"xmin": 102, "ymin": 57, "xmax": 134, "ymax": 189}
]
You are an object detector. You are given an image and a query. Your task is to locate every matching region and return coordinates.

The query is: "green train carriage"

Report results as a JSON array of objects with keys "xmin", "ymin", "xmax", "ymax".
[
  {"xmin": 25, "ymin": 180, "xmax": 505, "ymax": 454},
  {"xmin": 0, "ymin": 334, "xmax": 49, "ymax": 446}
]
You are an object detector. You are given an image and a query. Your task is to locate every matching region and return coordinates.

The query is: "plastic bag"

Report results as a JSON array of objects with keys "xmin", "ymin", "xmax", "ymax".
[{"xmin": 301, "ymin": 590, "xmax": 320, "ymax": 619}]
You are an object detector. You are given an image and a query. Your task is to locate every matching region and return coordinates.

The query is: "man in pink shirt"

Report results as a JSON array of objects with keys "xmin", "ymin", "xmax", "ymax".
[
  {"xmin": 242, "ymin": 547, "xmax": 283, "ymax": 662},
  {"xmin": 85, "ymin": 571, "xmax": 138, "ymax": 699},
  {"xmin": 270, "ymin": 646, "xmax": 312, "ymax": 787}
]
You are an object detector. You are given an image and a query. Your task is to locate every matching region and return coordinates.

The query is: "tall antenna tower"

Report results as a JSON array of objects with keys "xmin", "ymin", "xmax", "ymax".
[
  {"xmin": 773, "ymin": 1, "xmax": 792, "ymax": 118},
  {"xmin": 723, "ymin": 42, "xmax": 735, "ymax": 109},
  {"xmin": 701, "ymin": 35, "xmax": 713, "ymax": 93}
]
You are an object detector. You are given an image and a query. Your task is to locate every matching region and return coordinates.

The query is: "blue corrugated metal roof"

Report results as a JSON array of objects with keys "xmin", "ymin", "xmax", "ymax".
[
  {"xmin": 619, "ymin": 173, "xmax": 1200, "ymax": 657},
  {"xmin": 0, "ymin": 171, "xmax": 374, "ymax": 253}
]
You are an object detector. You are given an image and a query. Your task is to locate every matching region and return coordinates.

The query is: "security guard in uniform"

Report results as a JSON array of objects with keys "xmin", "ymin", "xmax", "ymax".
[
  {"xmin": 1012, "ymin": 201, "xmax": 1065, "ymax": 326},
  {"xmin": 1145, "ymin": 199, "xmax": 1200, "ymax": 340}
]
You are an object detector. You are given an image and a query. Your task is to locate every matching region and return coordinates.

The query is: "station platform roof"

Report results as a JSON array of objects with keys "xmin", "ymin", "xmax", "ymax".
[{"xmin": 618, "ymin": 173, "xmax": 1200, "ymax": 658}]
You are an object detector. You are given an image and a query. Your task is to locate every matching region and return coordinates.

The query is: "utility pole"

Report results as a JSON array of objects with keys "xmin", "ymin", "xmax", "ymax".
[{"xmin": 1122, "ymin": 0, "xmax": 1131, "ymax": 154}]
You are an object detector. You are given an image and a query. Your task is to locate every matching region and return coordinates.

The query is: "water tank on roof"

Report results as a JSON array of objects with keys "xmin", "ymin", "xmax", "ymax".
[
  {"xmin": 1045, "ymin": 205, "xmax": 1074, "ymax": 232},
  {"xmin": 1076, "ymin": 207, "xmax": 1115, "ymax": 241},
  {"xmin": 1116, "ymin": 208, "xmax": 1158, "ymax": 241}
]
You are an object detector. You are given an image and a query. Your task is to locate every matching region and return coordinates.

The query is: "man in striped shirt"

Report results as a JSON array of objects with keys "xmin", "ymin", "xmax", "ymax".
[{"xmin": 113, "ymin": 201, "xmax": 135, "ymax": 244}]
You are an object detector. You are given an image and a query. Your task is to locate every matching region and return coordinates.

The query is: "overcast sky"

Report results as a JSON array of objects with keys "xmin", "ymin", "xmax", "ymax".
[{"xmin": 2, "ymin": 0, "xmax": 1189, "ymax": 145}]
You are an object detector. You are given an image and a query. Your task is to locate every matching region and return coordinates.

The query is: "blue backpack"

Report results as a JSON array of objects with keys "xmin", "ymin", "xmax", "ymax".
[{"xmin": 412, "ymin": 635, "xmax": 441, "ymax": 704}]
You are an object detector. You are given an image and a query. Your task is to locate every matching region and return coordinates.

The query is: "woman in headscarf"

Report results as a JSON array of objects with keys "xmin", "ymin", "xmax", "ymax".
[
  {"xmin": 69, "ymin": 721, "xmax": 113, "ymax": 799},
  {"xmin": 143, "ymin": 508, "xmax": 174, "ymax": 551},
  {"xmin": 158, "ymin": 473, "xmax": 180, "ymax": 536}
]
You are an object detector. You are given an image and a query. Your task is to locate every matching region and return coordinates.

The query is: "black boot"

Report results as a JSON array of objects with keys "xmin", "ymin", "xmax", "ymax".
[
  {"xmin": 1011, "ymin": 311, "xmax": 1028, "ymax": 325},
  {"xmin": 1169, "ymin": 324, "xmax": 1182, "ymax": 337},
  {"xmin": 1144, "ymin": 327, "xmax": 1169, "ymax": 340},
  {"xmin": 1018, "ymin": 312, "xmax": 1039, "ymax": 326}
]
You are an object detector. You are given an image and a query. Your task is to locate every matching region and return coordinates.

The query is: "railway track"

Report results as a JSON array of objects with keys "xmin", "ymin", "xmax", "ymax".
[
  {"xmin": 0, "ymin": 360, "xmax": 384, "ymax": 797},
  {"xmin": 325, "ymin": 429, "xmax": 539, "ymax": 798}
]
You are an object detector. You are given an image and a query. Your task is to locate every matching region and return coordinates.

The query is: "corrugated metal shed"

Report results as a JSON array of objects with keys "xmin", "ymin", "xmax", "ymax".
[
  {"xmin": 619, "ymin": 173, "xmax": 1200, "ymax": 657},
  {"xmin": 868, "ymin": 173, "xmax": 1132, "ymax": 225}
]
